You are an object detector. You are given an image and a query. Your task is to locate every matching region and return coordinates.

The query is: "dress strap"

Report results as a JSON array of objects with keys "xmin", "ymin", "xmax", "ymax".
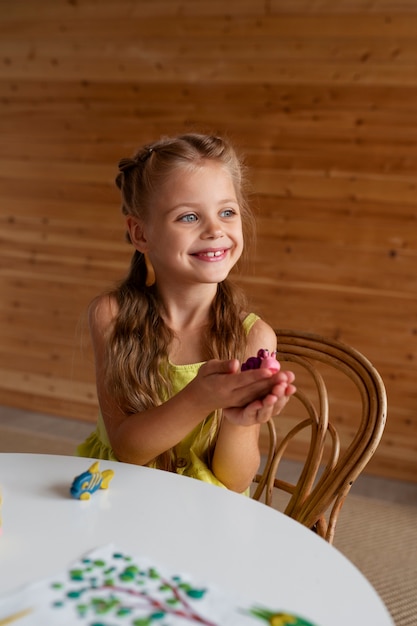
[{"xmin": 242, "ymin": 312, "xmax": 260, "ymax": 335}]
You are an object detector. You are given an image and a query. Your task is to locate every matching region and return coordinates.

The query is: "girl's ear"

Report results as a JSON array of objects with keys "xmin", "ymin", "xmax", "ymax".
[{"xmin": 126, "ymin": 216, "xmax": 148, "ymax": 252}]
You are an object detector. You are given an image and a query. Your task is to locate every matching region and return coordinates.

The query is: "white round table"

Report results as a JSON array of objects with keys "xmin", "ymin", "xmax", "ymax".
[{"xmin": 0, "ymin": 453, "xmax": 393, "ymax": 625}]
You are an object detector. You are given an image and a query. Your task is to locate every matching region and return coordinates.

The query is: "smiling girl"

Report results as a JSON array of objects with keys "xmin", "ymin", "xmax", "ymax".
[{"xmin": 77, "ymin": 133, "xmax": 295, "ymax": 493}]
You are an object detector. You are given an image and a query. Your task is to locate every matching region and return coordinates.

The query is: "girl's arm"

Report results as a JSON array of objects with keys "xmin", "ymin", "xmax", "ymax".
[
  {"xmin": 90, "ymin": 295, "xmax": 287, "ymax": 467},
  {"xmin": 211, "ymin": 319, "xmax": 296, "ymax": 493}
]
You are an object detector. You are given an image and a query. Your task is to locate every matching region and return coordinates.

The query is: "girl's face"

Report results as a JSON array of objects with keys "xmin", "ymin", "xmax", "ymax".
[{"xmin": 130, "ymin": 161, "xmax": 244, "ymax": 288}]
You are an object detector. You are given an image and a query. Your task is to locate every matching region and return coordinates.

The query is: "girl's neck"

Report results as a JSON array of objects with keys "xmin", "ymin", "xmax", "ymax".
[
  {"xmin": 156, "ymin": 283, "xmax": 217, "ymax": 365},
  {"xmin": 158, "ymin": 282, "xmax": 217, "ymax": 334}
]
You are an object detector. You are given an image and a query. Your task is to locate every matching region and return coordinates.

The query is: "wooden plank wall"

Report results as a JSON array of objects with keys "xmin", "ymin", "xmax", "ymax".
[{"xmin": 1, "ymin": 0, "xmax": 417, "ymax": 482}]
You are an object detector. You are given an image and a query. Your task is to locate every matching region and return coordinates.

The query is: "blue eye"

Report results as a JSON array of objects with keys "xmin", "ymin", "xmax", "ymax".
[
  {"xmin": 220, "ymin": 208, "xmax": 236, "ymax": 218},
  {"xmin": 179, "ymin": 213, "xmax": 198, "ymax": 223}
]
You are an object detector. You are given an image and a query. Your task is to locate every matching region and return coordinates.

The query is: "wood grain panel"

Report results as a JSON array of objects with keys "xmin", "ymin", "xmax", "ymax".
[{"xmin": 1, "ymin": 0, "xmax": 416, "ymax": 482}]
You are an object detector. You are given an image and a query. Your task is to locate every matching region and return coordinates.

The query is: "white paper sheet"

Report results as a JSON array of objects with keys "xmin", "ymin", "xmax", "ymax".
[{"xmin": 0, "ymin": 543, "xmax": 316, "ymax": 625}]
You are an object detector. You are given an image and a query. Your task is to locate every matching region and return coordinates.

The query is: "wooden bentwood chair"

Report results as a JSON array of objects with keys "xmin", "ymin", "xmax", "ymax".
[{"xmin": 252, "ymin": 330, "xmax": 387, "ymax": 544}]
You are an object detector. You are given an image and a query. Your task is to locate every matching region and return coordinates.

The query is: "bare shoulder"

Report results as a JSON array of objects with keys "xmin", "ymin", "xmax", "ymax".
[
  {"xmin": 88, "ymin": 293, "xmax": 119, "ymax": 337},
  {"xmin": 246, "ymin": 317, "xmax": 277, "ymax": 357}
]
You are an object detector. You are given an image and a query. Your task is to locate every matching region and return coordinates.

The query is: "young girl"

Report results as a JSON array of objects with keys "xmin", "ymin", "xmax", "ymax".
[{"xmin": 77, "ymin": 133, "xmax": 295, "ymax": 493}]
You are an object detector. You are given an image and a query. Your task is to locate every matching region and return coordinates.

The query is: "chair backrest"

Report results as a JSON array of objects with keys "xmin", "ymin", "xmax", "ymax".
[{"xmin": 252, "ymin": 329, "xmax": 387, "ymax": 543}]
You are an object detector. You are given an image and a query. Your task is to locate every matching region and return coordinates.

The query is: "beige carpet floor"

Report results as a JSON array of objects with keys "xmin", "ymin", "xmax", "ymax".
[
  {"xmin": 1, "ymin": 406, "xmax": 416, "ymax": 625},
  {"xmin": 334, "ymin": 495, "xmax": 417, "ymax": 626}
]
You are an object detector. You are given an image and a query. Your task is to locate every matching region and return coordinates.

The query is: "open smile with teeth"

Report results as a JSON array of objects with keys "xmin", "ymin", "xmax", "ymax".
[
  {"xmin": 205, "ymin": 250, "xmax": 223, "ymax": 257},
  {"xmin": 194, "ymin": 249, "xmax": 228, "ymax": 259}
]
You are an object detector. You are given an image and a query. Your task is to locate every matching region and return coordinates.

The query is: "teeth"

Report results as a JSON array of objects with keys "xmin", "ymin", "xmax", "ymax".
[{"xmin": 204, "ymin": 250, "xmax": 223, "ymax": 257}]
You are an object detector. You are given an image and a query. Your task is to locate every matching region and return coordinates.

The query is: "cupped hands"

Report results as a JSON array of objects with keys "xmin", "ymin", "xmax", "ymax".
[{"xmin": 193, "ymin": 358, "xmax": 296, "ymax": 426}]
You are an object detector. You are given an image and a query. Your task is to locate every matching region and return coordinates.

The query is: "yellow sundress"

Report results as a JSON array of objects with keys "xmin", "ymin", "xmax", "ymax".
[{"xmin": 76, "ymin": 313, "xmax": 260, "ymax": 489}]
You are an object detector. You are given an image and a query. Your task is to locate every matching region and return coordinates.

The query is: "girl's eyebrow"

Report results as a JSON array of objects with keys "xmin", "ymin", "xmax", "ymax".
[
  {"xmin": 167, "ymin": 198, "xmax": 239, "ymax": 213},
  {"xmin": 219, "ymin": 198, "xmax": 239, "ymax": 205}
]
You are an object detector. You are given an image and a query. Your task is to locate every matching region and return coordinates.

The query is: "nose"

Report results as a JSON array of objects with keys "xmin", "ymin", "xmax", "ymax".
[{"xmin": 201, "ymin": 216, "xmax": 224, "ymax": 239}]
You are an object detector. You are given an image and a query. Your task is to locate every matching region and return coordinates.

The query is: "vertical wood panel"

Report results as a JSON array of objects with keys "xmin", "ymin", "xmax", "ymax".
[{"xmin": 1, "ymin": 0, "xmax": 416, "ymax": 482}]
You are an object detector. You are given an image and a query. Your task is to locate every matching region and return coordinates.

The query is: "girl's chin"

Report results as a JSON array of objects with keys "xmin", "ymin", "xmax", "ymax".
[
  {"xmin": 187, "ymin": 266, "xmax": 231, "ymax": 284},
  {"xmin": 203, "ymin": 271, "xmax": 232, "ymax": 284}
]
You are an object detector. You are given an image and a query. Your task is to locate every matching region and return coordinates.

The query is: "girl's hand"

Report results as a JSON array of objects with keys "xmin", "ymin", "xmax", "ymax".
[
  {"xmin": 223, "ymin": 370, "xmax": 296, "ymax": 426},
  {"xmin": 192, "ymin": 359, "xmax": 292, "ymax": 415}
]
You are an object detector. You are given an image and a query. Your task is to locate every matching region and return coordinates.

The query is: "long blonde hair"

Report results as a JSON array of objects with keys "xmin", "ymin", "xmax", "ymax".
[{"xmin": 105, "ymin": 134, "xmax": 256, "ymax": 470}]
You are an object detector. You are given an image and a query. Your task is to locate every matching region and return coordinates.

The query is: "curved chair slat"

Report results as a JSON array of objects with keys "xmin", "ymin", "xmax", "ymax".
[{"xmin": 252, "ymin": 329, "xmax": 387, "ymax": 544}]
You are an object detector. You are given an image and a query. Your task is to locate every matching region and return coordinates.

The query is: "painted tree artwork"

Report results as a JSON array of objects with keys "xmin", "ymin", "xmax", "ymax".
[{"xmin": 0, "ymin": 544, "xmax": 316, "ymax": 626}]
